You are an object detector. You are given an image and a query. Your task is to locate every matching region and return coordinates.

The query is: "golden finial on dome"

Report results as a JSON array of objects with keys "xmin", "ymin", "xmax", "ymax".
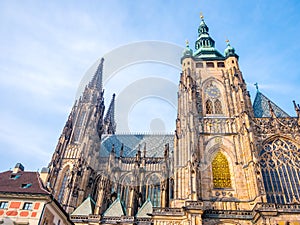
[
  {"xmin": 200, "ymin": 12, "xmax": 204, "ymax": 20},
  {"xmin": 185, "ymin": 39, "xmax": 189, "ymax": 46}
]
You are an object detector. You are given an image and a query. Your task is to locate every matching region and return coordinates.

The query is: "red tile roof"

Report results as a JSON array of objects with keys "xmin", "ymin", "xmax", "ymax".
[{"xmin": 0, "ymin": 171, "xmax": 50, "ymax": 195}]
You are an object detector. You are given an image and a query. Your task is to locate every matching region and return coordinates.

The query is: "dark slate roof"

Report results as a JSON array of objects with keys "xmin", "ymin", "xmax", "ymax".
[
  {"xmin": 0, "ymin": 171, "xmax": 49, "ymax": 195},
  {"xmin": 100, "ymin": 134, "xmax": 174, "ymax": 157},
  {"xmin": 253, "ymin": 91, "xmax": 290, "ymax": 118}
]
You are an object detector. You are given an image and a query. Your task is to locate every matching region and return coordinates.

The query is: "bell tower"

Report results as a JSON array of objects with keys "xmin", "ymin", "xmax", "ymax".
[{"xmin": 171, "ymin": 14, "xmax": 264, "ymax": 221}]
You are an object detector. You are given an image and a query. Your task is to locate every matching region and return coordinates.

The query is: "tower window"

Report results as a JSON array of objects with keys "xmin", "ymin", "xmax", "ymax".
[
  {"xmin": 196, "ymin": 62, "xmax": 203, "ymax": 68},
  {"xmin": 206, "ymin": 100, "xmax": 213, "ymax": 114},
  {"xmin": 206, "ymin": 62, "xmax": 214, "ymax": 68},
  {"xmin": 205, "ymin": 84, "xmax": 223, "ymax": 115},
  {"xmin": 217, "ymin": 62, "xmax": 225, "ymax": 68},
  {"xmin": 212, "ymin": 152, "xmax": 232, "ymax": 188},
  {"xmin": 214, "ymin": 99, "xmax": 223, "ymax": 114}
]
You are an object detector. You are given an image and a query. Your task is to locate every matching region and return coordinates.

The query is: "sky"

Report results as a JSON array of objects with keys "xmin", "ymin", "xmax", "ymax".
[{"xmin": 0, "ymin": 0, "xmax": 300, "ymax": 171}]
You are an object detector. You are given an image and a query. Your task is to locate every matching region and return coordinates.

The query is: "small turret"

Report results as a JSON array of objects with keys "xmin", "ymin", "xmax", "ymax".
[
  {"xmin": 182, "ymin": 40, "xmax": 193, "ymax": 58},
  {"xmin": 224, "ymin": 39, "xmax": 239, "ymax": 59}
]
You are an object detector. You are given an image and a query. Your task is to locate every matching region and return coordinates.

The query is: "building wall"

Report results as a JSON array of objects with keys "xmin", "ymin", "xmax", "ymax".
[{"xmin": 0, "ymin": 197, "xmax": 44, "ymax": 225}]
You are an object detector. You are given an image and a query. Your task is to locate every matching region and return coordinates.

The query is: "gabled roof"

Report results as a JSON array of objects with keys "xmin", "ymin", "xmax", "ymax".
[
  {"xmin": 0, "ymin": 171, "xmax": 49, "ymax": 195},
  {"xmin": 136, "ymin": 199, "xmax": 153, "ymax": 218},
  {"xmin": 253, "ymin": 91, "xmax": 290, "ymax": 118},
  {"xmin": 71, "ymin": 196, "xmax": 95, "ymax": 216},
  {"xmin": 103, "ymin": 198, "xmax": 125, "ymax": 217}
]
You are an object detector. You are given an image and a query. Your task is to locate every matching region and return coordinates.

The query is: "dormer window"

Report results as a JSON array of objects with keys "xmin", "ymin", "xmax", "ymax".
[
  {"xmin": 21, "ymin": 183, "xmax": 32, "ymax": 189},
  {"xmin": 10, "ymin": 174, "xmax": 21, "ymax": 180}
]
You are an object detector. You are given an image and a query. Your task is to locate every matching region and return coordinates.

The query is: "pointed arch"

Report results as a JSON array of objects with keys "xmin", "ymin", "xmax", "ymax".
[
  {"xmin": 58, "ymin": 166, "xmax": 70, "ymax": 203},
  {"xmin": 212, "ymin": 152, "xmax": 232, "ymax": 188},
  {"xmin": 202, "ymin": 80, "xmax": 225, "ymax": 116},
  {"xmin": 259, "ymin": 137, "xmax": 300, "ymax": 204},
  {"xmin": 119, "ymin": 173, "xmax": 133, "ymax": 207},
  {"xmin": 214, "ymin": 99, "xmax": 223, "ymax": 114},
  {"xmin": 206, "ymin": 99, "xmax": 213, "ymax": 114},
  {"xmin": 146, "ymin": 174, "xmax": 161, "ymax": 207}
]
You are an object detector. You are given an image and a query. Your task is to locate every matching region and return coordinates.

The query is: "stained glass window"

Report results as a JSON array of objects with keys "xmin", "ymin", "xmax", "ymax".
[
  {"xmin": 260, "ymin": 138, "xmax": 300, "ymax": 204},
  {"xmin": 58, "ymin": 169, "xmax": 70, "ymax": 203},
  {"xmin": 212, "ymin": 152, "xmax": 232, "ymax": 188},
  {"xmin": 147, "ymin": 174, "xmax": 161, "ymax": 207}
]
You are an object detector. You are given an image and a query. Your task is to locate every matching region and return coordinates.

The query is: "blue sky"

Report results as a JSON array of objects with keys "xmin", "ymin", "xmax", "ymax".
[{"xmin": 0, "ymin": 0, "xmax": 300, "ymax": 171}]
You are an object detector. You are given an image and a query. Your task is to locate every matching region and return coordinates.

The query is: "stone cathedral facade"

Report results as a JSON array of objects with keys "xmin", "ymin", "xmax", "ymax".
[{"xmin": 43, "ymin": 16, "xmax": 300, "ymax": 224}]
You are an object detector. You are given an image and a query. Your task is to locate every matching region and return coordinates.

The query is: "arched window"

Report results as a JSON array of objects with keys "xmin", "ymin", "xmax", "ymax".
[
  {"xmin": 147, "ymin": 174, "xmax": 161, "ymax": 207},
  {"xmin": 205, "ymin": 84, "xmax": 223, "ymax": 115},
  {"xmin": 260, "ymin": 138, "xmax": 300, "ymax": 204},
  {"xmin": 206, "ymin": 99, "xmax": 213, "ymax": 114},
  {"xmin": 214, "ymin": 99, "xmax": 223, "ymax": 114},
  {"xmin": 58, "ymin": 169, "xmax": 70, "ymax": 203},
  {"xmin": 120, "ymin": 175, "xmax": 131, "ymax": 207},
  {"xmin": 212, "ymin": 152, "xmax": 232, "ymax": 188}
]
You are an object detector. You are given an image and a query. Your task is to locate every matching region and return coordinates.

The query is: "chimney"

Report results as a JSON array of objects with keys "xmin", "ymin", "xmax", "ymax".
[
  {"xmin": 39, "ymin": 167, "xmax": 50, "ymax": 187},
  {"xmin": 12, "ymin": 163, "xmax": 24, "ymax": 173}
]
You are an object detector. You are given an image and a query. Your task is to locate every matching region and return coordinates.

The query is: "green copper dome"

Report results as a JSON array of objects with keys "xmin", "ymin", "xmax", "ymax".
[
  {"xmin": 182, "ymin": 40, "xmax": 193, "ymax": 57},
  {"xmin": 224, "ymin": 41, "xmax": 239, "ymax": 59},
  {"xmin": 193, "ymin": 15, "xmax": 225, "ymax": 59}
]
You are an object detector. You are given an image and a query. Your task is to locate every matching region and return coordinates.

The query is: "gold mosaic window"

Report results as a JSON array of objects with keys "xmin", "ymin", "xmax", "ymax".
[{"xmin": 212, "ymin": 152, "xmax": 232, "ymax": 188}]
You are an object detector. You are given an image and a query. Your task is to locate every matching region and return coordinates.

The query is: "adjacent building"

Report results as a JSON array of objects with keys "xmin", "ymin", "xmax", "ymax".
[{"xmin": 0, "ymin": 163, "xmax": 73, "ymax": 225}]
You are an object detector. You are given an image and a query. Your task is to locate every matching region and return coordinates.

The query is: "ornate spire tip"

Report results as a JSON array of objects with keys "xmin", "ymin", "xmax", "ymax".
[
  {"xmin": 200, "ymin": 12, "xmax": 204, "ymax": 20},
  {"xmin": 185, "ymin": 39, "xmax": 189, "ymax": 46}
]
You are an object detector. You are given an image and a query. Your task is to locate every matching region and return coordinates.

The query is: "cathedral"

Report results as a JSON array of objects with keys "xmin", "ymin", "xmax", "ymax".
[{"xmin": 43, "ymin": 15, "xmax": 300, "ymax": 224}]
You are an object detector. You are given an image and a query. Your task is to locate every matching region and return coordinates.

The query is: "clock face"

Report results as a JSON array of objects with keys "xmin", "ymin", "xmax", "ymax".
[{"xmin": 205, "ymin": 85, "xmax": 220, "ymax": 98}]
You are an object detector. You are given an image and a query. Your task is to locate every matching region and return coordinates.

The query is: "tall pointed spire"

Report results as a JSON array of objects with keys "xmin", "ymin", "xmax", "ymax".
[
  {"xmin": 104, "ymin": 93, "xmax": 116, "ymax": 134},
  {"xmin": 89, "ymin": 57, "xmax": 104, "ymax": 90}
]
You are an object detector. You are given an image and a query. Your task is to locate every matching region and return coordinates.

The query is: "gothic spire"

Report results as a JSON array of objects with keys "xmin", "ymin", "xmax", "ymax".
[
  {"xmin": 104, "ymin": 93, "xmax": 116, "ymax": 134},
  {"xmin": 89, "ymin": 57, "xmax": 104, "ymax": 90}
]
